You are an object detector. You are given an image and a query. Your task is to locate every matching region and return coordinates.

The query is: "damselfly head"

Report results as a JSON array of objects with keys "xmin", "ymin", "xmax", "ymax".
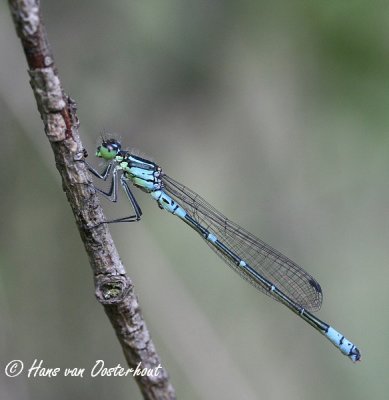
[{"xmin": 96, "ymin": 138, "xmax": 121, "ymax": 160}]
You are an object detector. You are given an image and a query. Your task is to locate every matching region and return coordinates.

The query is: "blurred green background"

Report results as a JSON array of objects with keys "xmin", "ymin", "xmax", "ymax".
[{"xmin": 1, "ymin": 1, "xmax": 388, "ymax": 399}]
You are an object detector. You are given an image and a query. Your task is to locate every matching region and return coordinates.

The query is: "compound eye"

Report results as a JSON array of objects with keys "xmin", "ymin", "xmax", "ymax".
[{"xmin": 112, "ymin": 142, "xmax": 121, "ymax": 151}]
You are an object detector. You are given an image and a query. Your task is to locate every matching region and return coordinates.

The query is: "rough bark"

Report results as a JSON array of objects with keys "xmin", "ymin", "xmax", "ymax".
[{"xmin": 8, "ymin": 1, "xmax": 176, "ymax": 398}]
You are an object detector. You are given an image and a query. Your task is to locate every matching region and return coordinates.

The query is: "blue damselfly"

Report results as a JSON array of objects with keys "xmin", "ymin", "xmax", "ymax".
[{"xmin": 86, "ymin": 138, "xmax": 361, "ymax": 363}]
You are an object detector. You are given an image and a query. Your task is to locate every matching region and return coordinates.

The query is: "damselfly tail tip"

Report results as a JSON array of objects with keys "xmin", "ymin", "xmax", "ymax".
[{"xmin": 351, "ymin": 347, "xmax": 361, "ymax": 363}]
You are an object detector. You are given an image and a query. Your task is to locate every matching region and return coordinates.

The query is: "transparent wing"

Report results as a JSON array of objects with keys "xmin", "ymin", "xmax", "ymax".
[{"xmin": 162, "ymin": 174, "xmax": 323, "ymax": 312}]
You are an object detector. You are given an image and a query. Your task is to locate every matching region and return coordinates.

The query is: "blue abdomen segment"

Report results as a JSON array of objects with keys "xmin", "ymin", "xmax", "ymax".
[
  {"xmin": 325, "ymin": 326, "xmax": 361, "ymax": 362},
  {"xmin": 151, "ymin": 190, "xmax": 187, "ymax": 218}
]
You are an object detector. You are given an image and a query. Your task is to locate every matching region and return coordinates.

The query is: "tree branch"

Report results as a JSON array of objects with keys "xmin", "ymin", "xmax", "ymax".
[{"xmin": 8, "ymin": 1, "xmax": 176, "ymax": 398}]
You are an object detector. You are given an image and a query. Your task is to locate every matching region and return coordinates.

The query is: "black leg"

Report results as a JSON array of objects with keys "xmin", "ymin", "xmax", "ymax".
[
  {"xmin": 86, "ymin": 161, "xmax": 143, "ymax": 225},
  {"xmin": 93, "ymin": 167, "xmax": 119, "ymax": 203},
  {"xmin": 103, "ymin": 215, "xmax": 140, "ymax": 224},
  {"xmin": 98, "ymin": 176, "xmax": 142, "ymax": 225},
  {"xmin": 85, "ymin": 160, "xmax": 114, "ymax": 181},
  {"xmin": 120, "ymin": 176, "xmax": 142, "ymax": 219}
]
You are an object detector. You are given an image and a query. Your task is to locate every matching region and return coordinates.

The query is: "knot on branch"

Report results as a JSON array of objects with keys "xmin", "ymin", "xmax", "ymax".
[{"xmin": 95, "ymin": 275, "xmax": 132, "ymax": 305}]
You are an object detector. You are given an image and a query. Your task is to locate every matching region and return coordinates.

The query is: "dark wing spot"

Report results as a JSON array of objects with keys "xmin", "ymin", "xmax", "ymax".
[{"xmin": 309, "ymin": 278, "xmax": 322, "ymax": 294}]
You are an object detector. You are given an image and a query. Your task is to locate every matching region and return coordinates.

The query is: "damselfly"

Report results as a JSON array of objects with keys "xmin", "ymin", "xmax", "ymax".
[{"xmin": 86, "ymin": 138, "xmax": 361, "ymax": 362}]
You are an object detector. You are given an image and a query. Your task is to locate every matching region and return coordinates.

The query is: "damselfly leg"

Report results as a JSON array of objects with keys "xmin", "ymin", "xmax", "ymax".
[
  {"xmin": 86, "ymin": 161, "xmax": 142, "ymax": 224},
  {"xmin": 86, "ymin": 160, "xmax": 114, "ymax": 181}
]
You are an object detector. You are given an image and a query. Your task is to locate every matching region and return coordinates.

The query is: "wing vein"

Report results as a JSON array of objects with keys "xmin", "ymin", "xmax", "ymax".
[{"xmin": 162, "ymin": 174, "xmax": 323, "ymax": 312}]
